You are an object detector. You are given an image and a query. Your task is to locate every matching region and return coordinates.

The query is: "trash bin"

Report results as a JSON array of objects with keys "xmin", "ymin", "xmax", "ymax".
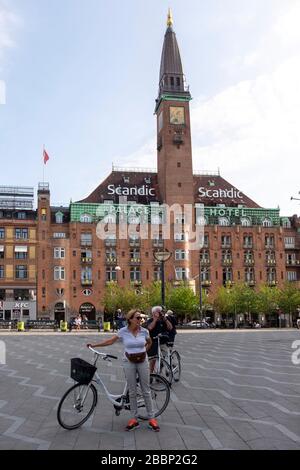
[
  {"xmin": 17, "ymin": 321, "xmax": 25, "ymax": 332},
  {"xmin": 103, "ymin": 322, "xmax": 110, "ymax": 332},
  {"xmin": 60, "ymin": 321, "xmax": 68, "ymax": 332}
]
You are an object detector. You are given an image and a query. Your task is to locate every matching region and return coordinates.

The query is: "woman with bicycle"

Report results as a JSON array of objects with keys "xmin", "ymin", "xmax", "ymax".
[{"xmin": 87, "ymin": 308, "xmax": 160, "ymax": 432}]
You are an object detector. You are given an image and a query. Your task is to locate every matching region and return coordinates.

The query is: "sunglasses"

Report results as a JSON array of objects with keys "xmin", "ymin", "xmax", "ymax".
[{"xmin": 134, "ymin": 316, "xmax": 142, "ymax": 320}]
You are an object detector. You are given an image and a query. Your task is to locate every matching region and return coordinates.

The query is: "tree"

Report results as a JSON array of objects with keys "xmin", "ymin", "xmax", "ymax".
[
  {"xmin": 256, "ymin": 285, "xmax": 280, "ymax": 324},
  {"xmin": 168, "ymin": 283, "xmax": 198, "ymax": 321},
  {"xmin": 278, "ymin": 282, "xmax": 300, "ymax": 326}
]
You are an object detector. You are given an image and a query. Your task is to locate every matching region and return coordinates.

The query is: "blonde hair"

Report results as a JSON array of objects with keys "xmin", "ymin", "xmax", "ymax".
[{"xmin": 126, "ymin": 309, "xmax": 141, "ymax": 325}]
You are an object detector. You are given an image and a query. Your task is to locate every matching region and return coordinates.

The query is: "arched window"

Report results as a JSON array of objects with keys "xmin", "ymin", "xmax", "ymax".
[
  {"xmin": 262, "ymin": 218, "xmax": 272, "ymax": 227},
  {"xmin": 55, "ymin": 212, "xmax": 63, "ymax": 224},
  {"xmin": 219, "ymin": 217, "xmax": 230, "ymax": 226},
  {"xmin": 80, "ymin": 213, "xmax": 92, "ymax": 223},
  {"xmin": 241, "ymin": 217, "xmax": 251, "ymax": 227}
]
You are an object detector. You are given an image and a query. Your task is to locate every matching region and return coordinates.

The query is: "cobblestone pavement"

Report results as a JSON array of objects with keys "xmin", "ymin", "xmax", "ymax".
[{"xmin": 0, "ymin": 330, "xmax": 299, "ymax": 450}]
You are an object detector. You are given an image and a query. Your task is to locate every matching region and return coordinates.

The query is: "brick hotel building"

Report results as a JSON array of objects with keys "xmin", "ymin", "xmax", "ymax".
[{"xmin": 1, "ymin": 12, "xmax": 300, "ymax": 323}]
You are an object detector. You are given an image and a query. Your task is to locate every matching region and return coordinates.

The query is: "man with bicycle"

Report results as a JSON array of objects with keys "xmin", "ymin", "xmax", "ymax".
[{"xmin": 146, "ymin": 306, "xmax": 175, "ymax": 373}]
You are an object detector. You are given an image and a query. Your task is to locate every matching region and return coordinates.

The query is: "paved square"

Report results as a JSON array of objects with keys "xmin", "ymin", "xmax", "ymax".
[{"xmin": 0, "ymin": 330, "xmax": 300, "ymax": 450}]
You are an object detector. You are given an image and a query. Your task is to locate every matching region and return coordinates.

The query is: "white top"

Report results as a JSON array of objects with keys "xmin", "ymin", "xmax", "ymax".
[{"xmin": 117, "ymin": 326, "xmax": 149, "ymax": 354}]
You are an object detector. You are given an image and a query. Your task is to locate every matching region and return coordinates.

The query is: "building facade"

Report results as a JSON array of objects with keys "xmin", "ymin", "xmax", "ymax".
[
  {"xmin": 30, "ymin": 13, "xmax": 300, "ymax": 323},
  {"xmin": 0, "ymin": 186, "xmax": 37, "ymax": 321}
]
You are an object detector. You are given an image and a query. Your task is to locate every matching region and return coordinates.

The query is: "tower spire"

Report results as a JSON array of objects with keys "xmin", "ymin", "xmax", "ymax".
[{"xmin": 167, "ymin": 8, "xmax": 173, "ymax": 28}]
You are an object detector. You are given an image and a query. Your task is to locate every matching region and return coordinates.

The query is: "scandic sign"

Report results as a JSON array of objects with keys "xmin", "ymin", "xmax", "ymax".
[
  {"xmin": 107, "ymin": 185, "xmax": 243, "ymax": 199},
  {"xmin": 198, "ymin": 187, "xmax": 243, "ymax": 199}
]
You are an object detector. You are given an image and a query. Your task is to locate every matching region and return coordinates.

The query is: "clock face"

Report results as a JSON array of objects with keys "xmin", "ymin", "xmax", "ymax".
[{"xmin": 170, "ymin": 106, "xmax": 185, "ymax": 125}]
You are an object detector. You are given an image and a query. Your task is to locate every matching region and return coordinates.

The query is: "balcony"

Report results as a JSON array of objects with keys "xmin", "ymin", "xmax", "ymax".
[
  {"xmin": 81, "ymin": 279, "xmax": 93, "ymax": 286},
  {"xmin": 266, "ymin": 259, "xmax": 276, "ymax": 266},
  {"xmin": 244, "ymin": 259, "xmax": 255, "ymax": 266},
  {"xmin": 286, "ymin": 259, "xmax": 300, "ymax": 266},
  {"xmin": 267, "ymin": 279, "xmax": 278, "ymax": 286},
  {"xmin": 200, "ymin": 258, "xmax": 210, "ymax": 265},
  {"xmin": 130, "ymin": 258, "xmax": 141, "ymax": 265},
  {"xmin": 202, "ymin": 280, "xmax": 212, "ymax": 286},
  {"xmin": 222, "ymin": 259, "xmax": 233, "ymax": 266},
  {"xmin": 243, "ymin": 244, "xmax": 253, "ymax": 249},
  {"xmin": 81, "ymin": 257, "xmax": 92, "ymax": 264},
  {"xmin": 265, "ymin": 244, "xmax": 275, "ymax": 250},
  {"xmin": 106, "ymin": 279, "xmax": 117, "ymax": 285},
  {"xmin": 105, "ymin": 257, "xmax": 117, "ymax": 265},
  {"xmin": 130, "ymin": 280, "xmax": 142, "ymax": 286},
  {"xmin": 245, "ymin": 280, "xmax": 256, "ymax": 286}
]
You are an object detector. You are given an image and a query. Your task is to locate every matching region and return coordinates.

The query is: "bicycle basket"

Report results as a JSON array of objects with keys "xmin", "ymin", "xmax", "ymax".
[{"xmin": 70, "ymin": 357, "xmax": 96, "ymax": 384}]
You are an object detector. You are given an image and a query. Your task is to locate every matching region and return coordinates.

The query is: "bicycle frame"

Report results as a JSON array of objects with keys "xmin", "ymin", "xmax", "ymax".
[{"xmin": 92, "ymin": 369, "xmax": 128, "ymax": 408}]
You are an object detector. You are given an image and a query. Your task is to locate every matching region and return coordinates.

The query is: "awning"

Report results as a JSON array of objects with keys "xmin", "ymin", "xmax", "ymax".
[
  {"xmin": 0, "ymin": 246, "xmax": 4, "ymax": 252},
  {"xmin": 15, "ymin": 246, "xmax": 28, "ymax": 252}
]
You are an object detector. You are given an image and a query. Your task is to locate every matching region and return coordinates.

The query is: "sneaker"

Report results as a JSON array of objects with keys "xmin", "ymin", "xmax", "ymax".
[
  {"xmin": 125, "ymin": 418, "xmax": 140, "ymax": 431},
  {"xmin": 148, "ymin": 418, "xmax": 160, "ymax": 432}
]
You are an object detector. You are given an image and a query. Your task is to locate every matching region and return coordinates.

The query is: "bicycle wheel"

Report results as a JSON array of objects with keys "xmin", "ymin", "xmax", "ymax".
[
  {"xmin": 171, "ymin": 350, "xmax": 181, "ymax": 382},
  {"xmin": 149, "ymin": 355, "xmax": 173, "ymax": 385},
  {"xmin": 57, "ymin": 383, "xmax": 97, "ymax": 430},
  {"xmin": 137, "ymin": 374, "xmax": 170, "ymax": 420}
]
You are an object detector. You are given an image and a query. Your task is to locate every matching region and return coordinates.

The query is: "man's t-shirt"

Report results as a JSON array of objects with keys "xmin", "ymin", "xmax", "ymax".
[{"xmin": 145, "ymin": 317, "xmax": 175, "ymax": 356}]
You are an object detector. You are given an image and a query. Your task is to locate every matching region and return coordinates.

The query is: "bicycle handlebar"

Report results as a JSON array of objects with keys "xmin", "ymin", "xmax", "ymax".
[{"xmin": 87, "ymin": 345, "xmax": 118, "ymax": 360}]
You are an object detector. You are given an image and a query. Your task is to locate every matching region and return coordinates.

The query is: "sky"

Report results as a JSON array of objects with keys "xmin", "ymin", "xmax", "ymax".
[{"xmin": 0, "ymin": 0, "xmax": 299, "ymax": 216}]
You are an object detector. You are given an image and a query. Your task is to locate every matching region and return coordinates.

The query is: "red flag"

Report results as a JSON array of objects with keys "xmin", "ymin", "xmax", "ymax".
[{"xmin": 43, "ymin": 149, "xmax": 50, "ymax": 164}]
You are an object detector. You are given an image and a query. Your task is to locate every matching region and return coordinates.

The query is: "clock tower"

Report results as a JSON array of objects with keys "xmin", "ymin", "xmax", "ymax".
[{"xmin": 155, "ymin": 10, "xmax": 194, "ymax": 206}]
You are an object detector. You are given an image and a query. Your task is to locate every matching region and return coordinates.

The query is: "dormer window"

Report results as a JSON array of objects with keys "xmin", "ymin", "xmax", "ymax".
[
  {"xmin": 123, "ymin": 176, "xmax": 130, "ymax": 183},
  {"xmin": 262, "ymin": 218, "xmax": 272, "ymax": 227},
  {"xmin": 55, "ymin": 212, "xmax": 63, "ymax": 224},
  {"xmin": 144, "ymin": 177, "xmax": 151, "ymax": 184},
  {"xmin": 208, "ymin": 180, "xmax": 215, "ymax": 187},
  {"xmin": 80, "ymin": 213, "xmax": 92, "ymax": 223}
]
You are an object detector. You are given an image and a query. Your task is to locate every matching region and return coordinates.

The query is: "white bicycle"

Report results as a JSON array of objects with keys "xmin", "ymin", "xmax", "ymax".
[
  {"xmin": 57, "ymin": 346, "xmax": 170, "ymax": 430},
  {"xmin": 149, "ymin": 334, "xmax": 181, "ymax": 385}
]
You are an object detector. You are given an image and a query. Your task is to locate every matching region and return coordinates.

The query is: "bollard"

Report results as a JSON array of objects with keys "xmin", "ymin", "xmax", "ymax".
[
  {"xmin": 17, "ymin": 321, "xmax": 25, "ymax": 332},
  {"xmin": 103, "ymin": 322, "xmax": 111, "ymax": 332}
]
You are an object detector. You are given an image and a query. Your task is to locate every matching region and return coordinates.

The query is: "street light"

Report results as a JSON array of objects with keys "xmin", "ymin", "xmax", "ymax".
[
  {"xmin": 112, "ymin": 265, "xmax": 121, "ymax": 332},
  {"xmin": 153, "ymin": 249, "xmax": 172, "ymax": 306}
]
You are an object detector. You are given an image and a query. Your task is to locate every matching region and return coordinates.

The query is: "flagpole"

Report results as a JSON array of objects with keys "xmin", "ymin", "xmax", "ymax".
[{"xmin": 42, "ymin": 144, "xmax": 45, "ymax": 184}]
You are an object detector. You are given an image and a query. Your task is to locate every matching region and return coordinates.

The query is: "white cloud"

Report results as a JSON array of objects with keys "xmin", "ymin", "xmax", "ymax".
[{"xmin": 0, "ymin": 1, "xmax": 19, "ymax": 64}]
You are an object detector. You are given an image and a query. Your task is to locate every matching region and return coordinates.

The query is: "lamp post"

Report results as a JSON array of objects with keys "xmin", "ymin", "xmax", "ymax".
[
  {"xmin": 153, "ymin": 249, "xmax": 172, "ymax": 306},
  {"xmin": 199, "ymin": 252, "xmax": 203, "ymax": 321},
  {"xmin": 112, "ymin": 265, "xmax": 121, "ymax": 332}
]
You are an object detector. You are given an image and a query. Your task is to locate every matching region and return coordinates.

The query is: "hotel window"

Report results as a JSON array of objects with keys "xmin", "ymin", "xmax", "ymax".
[
  {"xmin": 282, "ymin": 219, "xmax": 291, "ymax": 228},
  {"xmin": 130, "ymin": 249, "xmax": 140, "ymax": 262},
  {"xmin": 81, "ymin": 267, "xmax": 92, "ymax": 281},
  {"xmin": 219, "ymin": 217, "xmax": 230, "ymax": 226},
  {"xmin": 243, "ymin": 235, "xmax": 253, "ymax": 248},
  {"xmin": 130, "ymin": 267, "xmax": 141, "ymax": 282},
  {"xmin": 200, "ymin": 250, "xmax": 210, "ymax": 263},
  {"xmin": 128, "ymin": 213, "xmax": 140, "ymax": 224},
  {"xmin": 0, "ymin": 266, "xmax": 4, "ymax": 278},
  {"xmin": 54, "ymin": 266, "xmax": 65, "ymax": 281},
  {"xmin": 175, "ymin": 249, "xmax": 188, "ymax": 260},
  {"xmin": 203, "ymin": 234, "xmax": 209, "ymax": 247},
  {"xmin": 244, "ymin": 250, "xmax": 254, "ymax": 263},
  {"xmin": 241, "ymin": 217, "xmax": 251, "ymax": 227},
  {"xmin": 17, "ymin": 212, "xmax": 26, "ymax": 219},
  {"xmin": 80, "ymin": 213, "xmax": 92, "ymax": 223},
  {"xmin": 221, "ymin": 235, "xmax": 231, "ymax": 247},
  {"xmin": 222, "ymin": 250, "xmax": 232, "ymax": 262},
  {"xmin": 15, "ymin": 228, "xmax": 28, "ymax": 240},
  {"xmin": 106, "ymin": 267, "xmax": 117, "ymax": 282},
  {"xmin": 81, "ymin": 232, "xmax": 92, "ymax": 246},
  {"xmin": 174, "ymin": 232, "xmax": 186, "ymax": 242},
  {"xmin": 266, "ymin": 268, "xmax": 276, "ymax": 282},
  {"xmin": 55, "ymin": 212, "xmax": 63, "ymax": 224},
  {"xmin": 265, "ymin": 235, "xmax": 275, "ymax": 249},
  {"xmin": 41, "ymin": 208, "xmax": 47, "ymax": 221},
  {"xmin": 0, "ymin": 246, "xmax": 4, "ymax": 259},
  {"xmin": 262, "ymin": 218, "xmax": 272, "ymax": 227},
  {"xmin": 154, "ymin": 266, "xmax": 161, "ymax": 281},
  {"xmin": 54, "ymin": 247, "xmax": 65, "ymax": 259},
  {"xmin": 16, "ymin": 265, "xmax": 28, "ymax": 279},
  {"xmin": 175, "ymin": 267, "xmax": 189, "ymax": 281},
  {"xmin": 287, "ymin": 271, "xmax": 297, "ymax": 281},
  {"xmin": 222, "ymin": 268, "xmax": 232, "ymax": 285},
  {"xmin": 15, "ymin": 246, "xmax": 28, "ymax": 259},
  {"xmin": 106, "ymin": 249, "xmax": 116, "ymax": 262},
  {"xmin": 284, "ymin": 237, "xmax": 295, "ymax": 248},
  {"xmin": 53, "ymin": 232, "xmax": 66, "ymax": 238},
  {"xmin": 201, "ymin": 268, "xmax": 210, "ymax": 282},
  {"xmin": 0, "ymin": 228, "xmax": 4, "ymax": 239},
  {"xmin": 245, "ymin": 268, "xmax": 254, "ymax": 282}
]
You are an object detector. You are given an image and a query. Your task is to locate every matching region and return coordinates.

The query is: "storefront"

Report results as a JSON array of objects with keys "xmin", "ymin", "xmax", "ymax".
[{"xmin": 0, "ymin": 300, "xmax": 36, "ymax": 321}]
